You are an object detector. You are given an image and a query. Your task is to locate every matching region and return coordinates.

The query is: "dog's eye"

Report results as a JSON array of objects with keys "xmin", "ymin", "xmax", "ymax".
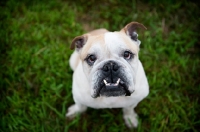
[
  {"xmin": 123, "ymin": 51, "xmax": 133, "ymax": 60},
  {"xmin": 86, "ymin": 54, "xmax": 97, "ymax": 65}
]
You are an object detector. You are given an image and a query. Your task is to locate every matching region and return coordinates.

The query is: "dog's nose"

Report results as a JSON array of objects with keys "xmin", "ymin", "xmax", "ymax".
[{"xmin": 102, "ymin": 61, "xmax": 119, "ymax": 72}]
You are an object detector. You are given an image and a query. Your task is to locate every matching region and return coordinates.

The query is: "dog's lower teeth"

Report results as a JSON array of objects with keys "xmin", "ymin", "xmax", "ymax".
[
  {"xmin": 116, "ymin": 78, "xmax": 120, "ymax": 85},
  {"xmin": 103, "ymin": 79, "xmax": 108, "ymax": 85},
  {"xmin": 103, "ymin": 78, "xmax": 120, "ymax": 86}
]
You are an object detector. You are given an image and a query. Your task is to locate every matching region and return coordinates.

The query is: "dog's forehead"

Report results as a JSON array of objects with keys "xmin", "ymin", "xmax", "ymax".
[
  {"xmin": 81, "ymin": 32, "xmax": 138, "ymax": 59},
  {"xmin": 104, "ymin": 32, "xmax": 138, "ymax": 53}
]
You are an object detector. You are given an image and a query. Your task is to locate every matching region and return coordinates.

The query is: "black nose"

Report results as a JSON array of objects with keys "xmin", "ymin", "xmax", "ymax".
[{"xmin": 102, "ymin": 61, "xmax": 119, "ymax": 72}]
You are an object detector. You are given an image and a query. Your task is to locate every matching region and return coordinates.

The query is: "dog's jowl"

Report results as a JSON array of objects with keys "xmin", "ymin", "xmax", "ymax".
[{"xmin": 66, "ymin": 22, "xmax": 149, "ymax": 128}]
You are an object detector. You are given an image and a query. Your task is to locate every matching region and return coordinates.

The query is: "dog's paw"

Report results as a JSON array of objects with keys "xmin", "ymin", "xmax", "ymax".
[
  {"xmin": 123, "ymin": 113, "xmax": 138, "ymax": 128},
  {"xmin": 66, "ymin": 104, "xmax": 77, "ymax": 119},
  {"xmin": 66, "ymin": 104, "xmax": 87, "ymax": 119}
]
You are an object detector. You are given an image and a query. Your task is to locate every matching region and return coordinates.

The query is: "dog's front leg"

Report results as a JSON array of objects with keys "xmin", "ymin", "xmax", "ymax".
[
  {"xmin": 123, "ymin": 105, "xmax": 138, "ymax": 128},
  {"xmin": 66, "ymin": 103, "xmax": 87, "ymax": 118}
]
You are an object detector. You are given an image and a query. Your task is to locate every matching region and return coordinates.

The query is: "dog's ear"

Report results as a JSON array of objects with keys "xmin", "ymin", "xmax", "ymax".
[
  {"xmin": 70, "ymin": 35, "xmax": 88, "ymax": 50},
  {"xmin": 121, "ymin": 22, "xmax": 147, "ymax": 44}
]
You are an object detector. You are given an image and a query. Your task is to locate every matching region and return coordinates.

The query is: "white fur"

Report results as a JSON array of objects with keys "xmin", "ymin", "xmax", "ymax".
[{"xmin": 66, "ymin": 31, "xmax": 149, "ymax": 128}]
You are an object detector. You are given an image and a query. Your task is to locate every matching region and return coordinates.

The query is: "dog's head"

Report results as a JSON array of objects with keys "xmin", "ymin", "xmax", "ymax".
[{"xmin": 70, "ymin": 22, "xmax": 146, "ymax": 98}]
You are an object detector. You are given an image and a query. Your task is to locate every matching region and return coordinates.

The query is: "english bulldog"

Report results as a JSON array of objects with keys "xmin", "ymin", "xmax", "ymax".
[{"xmin": 66, "ymin": 22, "xmax": 149, "ymax": 128}]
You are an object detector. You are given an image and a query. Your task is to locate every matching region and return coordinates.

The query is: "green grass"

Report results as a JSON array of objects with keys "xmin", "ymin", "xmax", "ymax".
[{"xmin": 1, "ymin": 0, "xmax": 200, "ymax": 131}]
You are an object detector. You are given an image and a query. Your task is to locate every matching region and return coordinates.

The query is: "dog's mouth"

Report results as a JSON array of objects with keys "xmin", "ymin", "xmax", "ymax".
[
  {"xmin": 103, "ymin": 78, "xmax": 120, "ymax": 88},
  {"xmin": 93, "ymin": 78, "xmax": 132, "ymax": 98}
]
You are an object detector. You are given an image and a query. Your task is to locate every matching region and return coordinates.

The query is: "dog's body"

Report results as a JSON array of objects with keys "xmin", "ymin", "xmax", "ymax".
[{"xmin": 66, "ymin": 22, "xmax": 149, "ymax": 128}]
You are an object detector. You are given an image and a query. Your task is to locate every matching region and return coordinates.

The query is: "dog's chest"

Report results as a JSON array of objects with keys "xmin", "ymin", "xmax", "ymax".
[{"xmin": 76, "ymin": 95, "xmax": 136, "ymax": 109}]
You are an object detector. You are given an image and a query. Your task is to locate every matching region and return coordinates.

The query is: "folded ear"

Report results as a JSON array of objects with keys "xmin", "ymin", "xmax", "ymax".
[
  {"xmin": 121, "ymin": 22, "xmax": 147, "ymax": 43},
  {"xmin": 70, "ymin": 35, "xmax": 88, "ymax": 50}
]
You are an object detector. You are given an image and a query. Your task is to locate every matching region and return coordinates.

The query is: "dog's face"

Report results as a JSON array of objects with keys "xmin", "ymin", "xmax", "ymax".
[
  {"xmin": 81, "ymin": 32, "xmax": 139, "ymax": 98},
  {"xmin": 71, "ymin": 22, "xmax": 146, "ymax": 98}
]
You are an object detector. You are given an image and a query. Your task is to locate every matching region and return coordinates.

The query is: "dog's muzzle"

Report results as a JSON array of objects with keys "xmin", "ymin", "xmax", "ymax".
[{"xmin": 93, "ymin": 61, "xmax": 131, "ymax": 98}]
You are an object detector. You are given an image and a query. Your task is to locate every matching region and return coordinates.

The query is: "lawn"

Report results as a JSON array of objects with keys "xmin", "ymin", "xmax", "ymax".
[{"xmin": 1, "ymin": 0, "xmax": 200, "ymax": 132}]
